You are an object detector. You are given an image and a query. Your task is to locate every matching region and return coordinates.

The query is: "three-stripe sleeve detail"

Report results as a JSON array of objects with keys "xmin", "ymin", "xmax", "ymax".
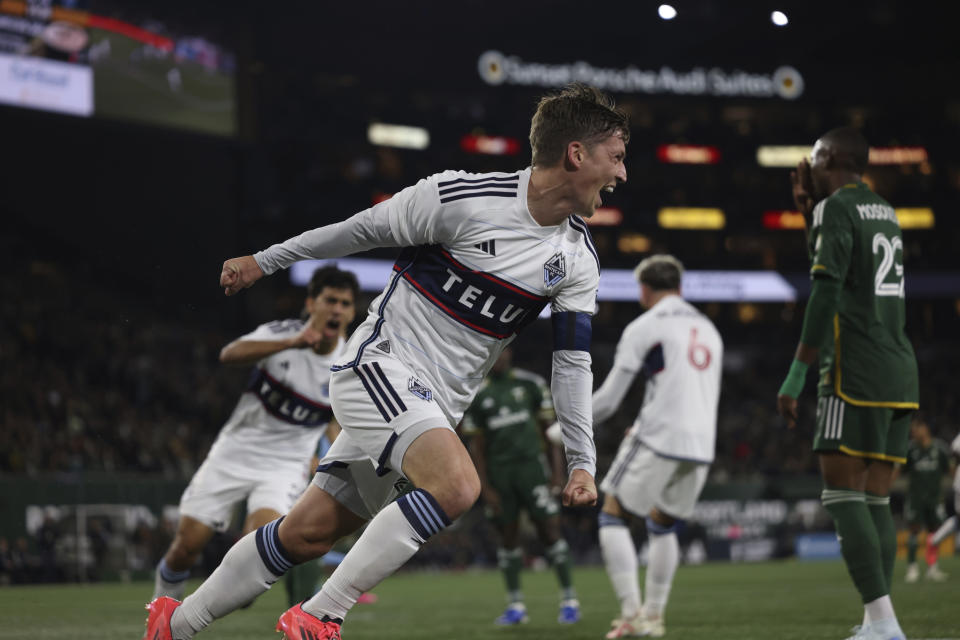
[{"xmin": 438, "ymin": 175, "xmax": 519, "ymax": 204}]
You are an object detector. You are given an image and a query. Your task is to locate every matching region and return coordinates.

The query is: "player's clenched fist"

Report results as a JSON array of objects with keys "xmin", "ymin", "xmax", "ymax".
[
  {"xmin": 562, "ymin": 468, "xmax": 597, "ymax": 507},
  {"xmin": 220, "ymin": 255, "xmax": 264, "ymax": 296}
]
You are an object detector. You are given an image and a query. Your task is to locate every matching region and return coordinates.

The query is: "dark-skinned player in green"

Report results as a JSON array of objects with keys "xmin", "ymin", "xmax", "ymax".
[
  {"xmin": 461, "ymin": 347, "xmax": 578, "ymax": 626},
  {"xmin": 776, "ymin": 127, "xmax": 919, "ymax": 640}
]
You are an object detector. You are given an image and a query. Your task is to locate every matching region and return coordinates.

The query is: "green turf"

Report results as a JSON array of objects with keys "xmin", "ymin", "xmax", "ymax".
[{"xmin": 0, "ymin": 557, "xmax": 957, "ymax": 639}]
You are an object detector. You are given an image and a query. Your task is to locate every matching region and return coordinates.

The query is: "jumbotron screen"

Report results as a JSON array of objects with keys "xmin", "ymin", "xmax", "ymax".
[{"xmin": 0, "ymin": 0, "xmax": 235, "ymax": 136}]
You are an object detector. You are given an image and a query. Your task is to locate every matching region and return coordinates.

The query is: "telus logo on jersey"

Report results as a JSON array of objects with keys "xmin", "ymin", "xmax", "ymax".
[
  {"xmin": 246, "ymin": 368, "xmax": 333, "ymax": 427},
  {"xmin": 395, "ymin": 245, "xmax": 549, "ymax": 339}
]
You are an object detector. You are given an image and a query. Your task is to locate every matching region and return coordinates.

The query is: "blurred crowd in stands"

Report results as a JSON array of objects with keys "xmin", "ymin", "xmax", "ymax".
[{"xmin": 2, "ymin": 250, "xmax": 955, "ymax": 480}]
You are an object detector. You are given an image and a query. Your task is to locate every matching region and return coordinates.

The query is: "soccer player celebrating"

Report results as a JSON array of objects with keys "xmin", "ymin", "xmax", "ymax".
[
  {"xmin": 776, "ymin": 127, "xmax": 919, "ymax": 640},
  {"xmin": 590, "ymin": 255, "xmax": 723, "ymax": 639},
  {"xmin": 902, "ymin": 416, "xmax": 952, "ymax": 583},
  {"xmin": 144, "ymin": 83, "xmax": 627, "ymax": 640},
  {"xmin": 152, "ymin": 266, "xmax": 357, "ymax": 601},
  {"xmin": 461, "ymin": 347, "xmax": 579, "ymax": 625}
]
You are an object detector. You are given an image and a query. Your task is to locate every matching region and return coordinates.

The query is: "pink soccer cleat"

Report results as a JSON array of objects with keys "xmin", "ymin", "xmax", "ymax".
[
  {"xmin": 276, "ymin": 603, "xmax": 343, "ymax": 640},
  {"xmin": 143, "ymin": 596, "xmax": 180, "ymax": 640}
]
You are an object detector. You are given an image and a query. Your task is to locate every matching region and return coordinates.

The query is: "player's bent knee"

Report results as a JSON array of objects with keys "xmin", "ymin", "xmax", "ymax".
[
  {"xmin": 426, "ymin": 474, "xmax": 481, "ymax": 520},
  {"xmin": 278, "ymin": 516, "xmax": 335, "ymax": 562}
]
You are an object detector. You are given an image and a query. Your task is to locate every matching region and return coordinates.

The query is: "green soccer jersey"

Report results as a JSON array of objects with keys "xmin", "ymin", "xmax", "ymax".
[
  {"xmin": 807, "ymin": 182, "xmax": 919, "ymax": 406},
  {"xmin": 462, "ymin": 368, "xmax": 555, "ymax": 468},
  {"xmin": 904, "ymin": 439, "xmax": 951, "ymax": 503}
]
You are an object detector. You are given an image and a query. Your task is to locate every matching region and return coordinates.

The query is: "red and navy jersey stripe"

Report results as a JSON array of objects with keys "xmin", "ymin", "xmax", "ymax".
[
  {"xmin": 394, "ymin": 245, "xmax": 549, "ymax": 339},
  {"xmin": 246, "ymin": 367, "xmax": 332, "ymax": 427}
]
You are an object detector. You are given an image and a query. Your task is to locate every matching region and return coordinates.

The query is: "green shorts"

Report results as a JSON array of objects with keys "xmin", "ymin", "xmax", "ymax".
[
  {"xmin": 812, "ymin": 395, "xmax": 913, "ymax": 463},
  {"xmin": 904, "ymin": 498, "xmax": 946, "ymax": 531},
  {"xmin": 488, "ymin": 456, "xmax": 559, "ymax": 525}
]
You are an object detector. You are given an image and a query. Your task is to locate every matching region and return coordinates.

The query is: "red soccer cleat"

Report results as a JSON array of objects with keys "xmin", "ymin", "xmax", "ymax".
[
  {"xmin": 356, "ymin": 592, "xmax": 378, "ymax": 605},
  {"xmin": 143, "ymin": 596, "xmax": 180, "ymax": 640},
  {"xmin": 276, "ymin": 603, "xmax": 343, "ymax": 640}
]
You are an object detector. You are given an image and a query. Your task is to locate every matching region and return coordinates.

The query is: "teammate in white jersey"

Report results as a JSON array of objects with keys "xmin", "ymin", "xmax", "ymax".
[
  {"xmin": 927, "ymin": 432, "xmax": 960, "ymax": 555},
  {"xmin": 151, "ymin": 266, "xmax": 357, "ymax": 602},
  {"xmin": 145, "ymin": 83, "xmax": 629, "ymax": 640},
  {"xmin": 593, "ymin": 255, "xmax": 723, "ymax": 638}
]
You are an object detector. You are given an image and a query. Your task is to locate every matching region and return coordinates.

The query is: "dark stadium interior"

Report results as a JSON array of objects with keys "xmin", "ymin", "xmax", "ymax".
[{"xmin": 1, "ymin": 0, "xmax": 958, "ymax": 588}]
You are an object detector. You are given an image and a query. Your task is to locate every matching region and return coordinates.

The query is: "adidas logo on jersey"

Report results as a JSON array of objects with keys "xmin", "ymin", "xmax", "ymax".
[
  {"xmin": 376, "ymin": 340, "xmax": 391, "ymax": 353},
  {"xmin": 474, "ymin": 239, "xmax": 496, "ymax": 256}
]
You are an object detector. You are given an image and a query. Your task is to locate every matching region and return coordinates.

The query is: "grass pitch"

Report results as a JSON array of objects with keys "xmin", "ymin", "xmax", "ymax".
[{"xmin": 0, "ymin": 557, "xmax": 957, "ymax": 639}]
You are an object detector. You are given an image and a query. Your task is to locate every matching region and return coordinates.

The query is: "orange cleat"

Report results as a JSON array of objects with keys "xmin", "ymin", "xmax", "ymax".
[
  {"xmin": 143, "ymin": 597, "xmax": 180, "ymax": 640},
  {"xmin": 276, "ymin": 603, "xmax": 342, "ymax": 640}
]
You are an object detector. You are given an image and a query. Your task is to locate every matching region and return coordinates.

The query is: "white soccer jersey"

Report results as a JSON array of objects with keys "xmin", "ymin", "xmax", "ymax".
[
  {"xmin": 255, "ymin": 168, "xmax": 599, "ymax": 474},
  {"xmin": 206, "ymin": 319, "xmax": 345, "ymax": 468},
  {"xmin": 611, "ymin": 295, "xmax": 723, "ymax": 463}
]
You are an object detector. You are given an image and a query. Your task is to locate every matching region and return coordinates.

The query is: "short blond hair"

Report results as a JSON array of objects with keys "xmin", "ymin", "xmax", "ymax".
[{"xmin": 633, "ymin": 254, "xmax": 683, "ymax": 291}]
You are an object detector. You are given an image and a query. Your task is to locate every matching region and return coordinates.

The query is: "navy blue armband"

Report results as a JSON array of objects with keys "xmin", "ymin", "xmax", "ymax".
[{"xmin": 551, "ymin": 311, "xmax": 591, "ymax": 352}]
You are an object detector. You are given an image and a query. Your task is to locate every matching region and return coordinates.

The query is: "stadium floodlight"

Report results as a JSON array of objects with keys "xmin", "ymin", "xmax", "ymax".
[
  {"xmin": 367, "ymin": 123, "xmax": 430, "ymax": 150},
  {"xmin": 763, "ymin": 210, "xmax": 806, "ymax": 229},
  {"xmin": 895, "ymin": 208, "xmax": 935, "ymax": 229},
  {"xmin": 657, "ymin": 144, "xmax": 721, "ymax": 164},
  {"xmin": 585, "ymin": 207, "xmax": 624, "ymax": 226},
  {"xmin": 757, "ymin": 145, "xmax": 812, "ymax": 167},
  {"xmin": 460, "ymin": 134, "xmax": 521, "ymax": 155},
  {"xmin": 771, "ymin": 11, "xmax": 789, "ymax": 26},
  {"xmin": 868, "ymin": 147, "xmax": 929, "ymax": 164},
  {"xmin": 658, "ymin": 4, "xmax": 677, "ymax": 20},
  {"xmin": 658, "ymin": 207, "xmax": 726, "ymax": 229}
]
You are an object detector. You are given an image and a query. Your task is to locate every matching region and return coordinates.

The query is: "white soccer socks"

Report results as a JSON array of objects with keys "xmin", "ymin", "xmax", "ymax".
[
  {"xmin": 154, "ymin": 557, "xmax": 191, "ymax": 600},
  {"xmin": 171, "ymin": 518, "xmax": 290, "ymax": 639},
  {"xmin": 304, "ymin": 488, "xmax": 451, "ymax": 622},
  {"xmin": 642, "ymin": 519, "xmax": 679, "ymax": 620},
  {"xmin": 598, "ymin": 512, "xmax": 641, "ymax": 619}
]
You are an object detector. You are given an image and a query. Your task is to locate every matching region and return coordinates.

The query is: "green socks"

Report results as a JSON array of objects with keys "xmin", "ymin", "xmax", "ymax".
[
  {"xmin": 498, "ymin": 547, "xmax": 523, "ymax": 598},
  {"xmin": 546, "ymin": 539, "xmax": 574, "ymax": 591},
  {"xmin": 866, "ymin": 493, "xmax": 896, "ymax": 591},
  {"xmin": 822, "ymin": 488, "xmax": 888, "ymax": 603}
]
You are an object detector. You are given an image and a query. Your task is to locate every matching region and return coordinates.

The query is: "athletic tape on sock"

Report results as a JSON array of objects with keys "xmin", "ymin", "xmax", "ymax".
[
  {"xmin": 598, "ymin": 511, "xmax": 626, "ymax": 528},
  {"xmin": 396, "ymin": 489, "xmax": 451, "ymax": 540},
  {"xmin": 646, "ymin": 516, "xmax": 679, "ymax": 535},
  {"xmin": 254, "ymin": 516, "xmax": 294, "ymax": 576},
  {"xmin": 158, "ymin": 558, "xmax": 191, "ymax": 583}
]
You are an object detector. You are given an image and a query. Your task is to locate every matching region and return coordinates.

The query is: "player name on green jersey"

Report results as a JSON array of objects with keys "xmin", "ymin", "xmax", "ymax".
[{"xmin": 808, "ymin": 182, "xmax": 919, "ymax": 407}]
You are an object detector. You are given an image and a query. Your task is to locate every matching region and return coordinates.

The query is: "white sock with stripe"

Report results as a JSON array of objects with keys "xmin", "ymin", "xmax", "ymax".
[
  {"xmin": 643, "ymin": 520, "xmax": 679, "ymax": 620},
  {"xmin": 154, "ymin": 557, "xmax": 191, "ymax": 600},
  {"xmin": 304, "ymin": 488, "xmax": 451, "ymax": 622},
  {"xmin": 598, "ymin": 512, "xmax": 641, "ymax": 619},
  {"xmin": 171, "ymin": 518, "xmax": 291, "ymax": 639}
]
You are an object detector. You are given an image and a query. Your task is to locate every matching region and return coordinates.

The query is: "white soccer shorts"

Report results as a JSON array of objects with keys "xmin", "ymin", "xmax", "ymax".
[
  {"xmin": 600, "ymin": 438, "xmax": 709, "ymax": 520},
  {"xmin": 179, "ymin": 453, "xmax": 311, "ymax": 532},
  {"xmin": 313, "ymin": 354, "xmax": 454, "ymax": 520}
]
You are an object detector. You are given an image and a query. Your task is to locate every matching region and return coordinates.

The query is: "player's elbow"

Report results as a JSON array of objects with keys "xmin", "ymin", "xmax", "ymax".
[{"xmin": 218, "ymin": 344, "xmax": 239, "ymax": 364}]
